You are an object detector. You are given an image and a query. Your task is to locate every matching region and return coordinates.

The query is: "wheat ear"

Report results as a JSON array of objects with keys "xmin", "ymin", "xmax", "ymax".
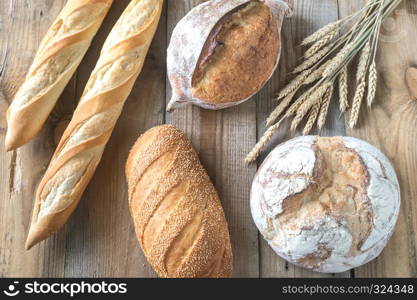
[
  {"xmin": 349, "ymin": 81, "xmax": 366, "ymax": 128},
  {"xmin": 318, "ymin": 85, "xmax": 334, "ymax": 129},
  {"xmin": 305, "ymin": 29, "xmax": 338, "ymax": 58},
  {"xmin": 245, "ymin": 121, "xmax": 283, "ymax": 164},
  {"xmin": 304, "ymin": 61, "xmax": 331, "ymax": 85},
  {"xmin": 367, "ymin": 61, "xmax": 377, "ymax": 106},
  {"xmin": 267, "ymin": 91, "xmax": 296, "ymax": 126},
  {"xmin": 301, "ymin": 21, "xmax": 340, "ymax": 45},
  {"xmin": 338, "ymin": 66, "xmax": 349, "ymax": 112},
  {"xmin": 291, "ymin": 83, "xmax": 330, "ymax": 131},
  {"xmin": 303, "ymin": 103, "xmax": 320, "ymax": 135},
  {"xmin": 293, "ymin": 45, "xmax": 332, "ymax": 74},
  {"xmin": 323, "ymin": 42, "xmax": 355, "ymax": 78},
  {"xmin": 276, "ymin": 69, "xmax": 312, "ymax": 100},
  {"xmin": 349, "ymin": 42, "xmax": 371, "ymax": 128}
]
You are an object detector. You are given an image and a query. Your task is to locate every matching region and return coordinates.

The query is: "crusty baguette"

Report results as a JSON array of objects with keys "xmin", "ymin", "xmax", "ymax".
[
  {"xmin": 125, "ymin": 125, "xmax": 233, "ymax": 278},
  {"xmin": 25, "ymin": 0, "xmax": 163, "ymax": 249},
  {"xmin": 5, "ymin": 0, "xmax": 114, "ymax": 151}
]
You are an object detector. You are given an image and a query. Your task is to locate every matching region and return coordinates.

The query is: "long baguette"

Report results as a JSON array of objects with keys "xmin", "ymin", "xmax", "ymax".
[
  {"xmin": 125, "ymin": 125, "xmax": 233, "ymax": 277},
  {"xmin": 5, "ymin": 0, "xmax": 114, "ymax": 151},
  {"xmin": 25, "ymin": 0, "xmax": 164, "ymax": 249}
]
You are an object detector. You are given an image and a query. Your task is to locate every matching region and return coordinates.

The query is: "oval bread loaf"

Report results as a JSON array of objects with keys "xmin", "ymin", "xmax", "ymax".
[
  {"xmin": 251, "ymin": 136, "xmax": 401, "ymax": 273},
  {"xmin": 6, "ymin": 0, "xmax": 114, "ymax": 151},
  {"xmin": 126, "ymin": 125, "xmax": 233, "ymax": 278},
  {"xmin": 167, "ymin": 0, "xmax": 293, "ymax": 111}
]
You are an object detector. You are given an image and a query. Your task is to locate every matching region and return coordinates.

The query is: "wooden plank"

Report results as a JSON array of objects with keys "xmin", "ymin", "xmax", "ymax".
[
  {"xmin": 165, "ymin": 0, "xmax": 259, "ymax": 277},
  {"xmin": 0, "ymin": 0, "xmax": 68, "ymax": 277},
  {"xmin": 338, "ymin": 0, "xmax": 417, "ymax": 277},
  {"xmin": 257, "ymin": 0, "xmax": 350, "ymax": 278}
]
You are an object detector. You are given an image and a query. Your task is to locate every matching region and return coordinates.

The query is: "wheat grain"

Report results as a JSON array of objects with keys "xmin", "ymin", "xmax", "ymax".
[
  {"xmin": 305, "ymin": 29, "xmax": 338, "ymax": 58},
  {"xmin": 293, "ymin": 45, "xmax": 332, "ymax": 74},
  {"xmin": 303, "ymin": 103, "xmax": 320, "ymax": 135},
  {"xmin": 276, "ymin": 69, "xmax": 312, "ymax": 100},
  {"xmin": 338, "ymin": 66, "xmax": 349, "ymax": 112},
  {"xmin": 245, "ymin": 121, "xmax": 283, "ymax": 164},
  {"xmin": 318, "ymin": 85, "xmax": 334, "ymax": 129},
  {"xmin": 323, "ymin": 42, "xmax": 355, "ymax": 78},
  {"xmin": 367, "ymin": 61, "xmax": 378, "ymax": 106},
  {"xmin": 301, "ymin": 21, "xmax": 340, "ymax": 45},
  {"xmin": 349, "ymin": 80, "xmax": 366, "ymax": 128}
]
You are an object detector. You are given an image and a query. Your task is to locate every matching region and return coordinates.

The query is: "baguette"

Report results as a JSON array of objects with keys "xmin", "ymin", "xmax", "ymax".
[
  {"xmin": 5, "ymin": 0, "xmax": 114, "ymax": 151},
  {"xmin": 25, "ymin": 0, "xmax": 163, "ymax": 249},
  {"xmin": 125, "ymin": 125, "xmax": 233, "ymax": 278}
]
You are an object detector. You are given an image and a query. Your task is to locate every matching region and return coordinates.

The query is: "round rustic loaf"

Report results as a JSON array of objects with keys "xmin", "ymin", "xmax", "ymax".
[
  {"xmin": 167, "ymin": 0, "xmax": 293, "ymax": 111},
  {"xmin": 251, "ymin": 136, "xmax": 400, "ymax": 273}
]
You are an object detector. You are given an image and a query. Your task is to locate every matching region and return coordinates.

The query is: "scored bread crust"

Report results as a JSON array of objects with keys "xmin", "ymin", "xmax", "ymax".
[
  {"xmin": 251, "ymin": 136, "xmax": 401, "ymax": 273},
  {"xmin": 25, "ymin": 0, "xmax": 164, "ymax": 250},
  {"xmin": 167, "ymin": 0, "xmax": 293, "ymax": 111},
  {"xmin": 5, "ymin": 0, "xmax": 114, "ymax": 151},
  {"xmin": 126, "ymin": 125, "xmax": 233, "ymax": 278}
]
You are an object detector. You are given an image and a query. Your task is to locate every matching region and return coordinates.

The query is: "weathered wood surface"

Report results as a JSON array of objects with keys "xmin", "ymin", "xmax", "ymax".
[{"xmin": 0, "ymin": 0, "xmax": 416, "ymax": 278}]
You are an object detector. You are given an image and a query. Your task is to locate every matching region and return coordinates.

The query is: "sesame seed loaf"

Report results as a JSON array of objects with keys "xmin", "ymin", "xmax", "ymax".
[
  {"xmin": 125, "ymin": 125, "xmax": 233, "ymax": 278},
  {"xmin": 6, "ymin": 0, "xmax": 114, "ymax": 151}
]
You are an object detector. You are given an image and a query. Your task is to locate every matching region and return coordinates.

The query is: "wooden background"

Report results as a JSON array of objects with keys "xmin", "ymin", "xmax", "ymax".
[{"xmin": 0, "ymin": 0, "xmax": 416, "ymax": 278}]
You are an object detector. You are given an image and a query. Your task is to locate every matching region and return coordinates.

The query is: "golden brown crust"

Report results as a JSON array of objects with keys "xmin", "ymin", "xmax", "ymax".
[
  {"xmin": 25, "ymin": 0, "xmax": 163, "ymax": 250},
  {"xmin": 126, "ymin": 125, "xmax": 233, "ymax": 278},
  {"xmin": 191, "ymin": 1, "xmax": 279, "ymax": 104},
  {"xmin": 6, "ymin": 0, "xmax": 113, "ymax": 151}
]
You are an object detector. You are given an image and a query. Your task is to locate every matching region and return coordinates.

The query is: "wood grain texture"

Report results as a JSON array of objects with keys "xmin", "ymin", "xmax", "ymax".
[
  {"xmin": 0, "ymin": 0, "xmax": 416, "ymax": 278},
  {"xmin": 338, "ymin": 0, "xmax": 417, "ymax": 278}
]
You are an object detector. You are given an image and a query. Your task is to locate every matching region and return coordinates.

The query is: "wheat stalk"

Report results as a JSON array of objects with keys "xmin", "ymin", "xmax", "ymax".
[
  {"xmin": 246, "ymin": 0, "xmax": 402, "ymax": 163},
  {"xmin": 318, "ymin": 85, "xmax": 334, "ymax": 129},
  {"xmin": 338, "ymin": 66, "xmax": 349, "ymax": 112}
]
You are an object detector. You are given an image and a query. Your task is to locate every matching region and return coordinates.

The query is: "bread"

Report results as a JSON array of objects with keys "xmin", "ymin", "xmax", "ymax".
[
  {"xmin": 25, "ymin": 0, "xmax": 163, "ymax": 250},
  {"xmin": 251, "ymin": 136, "xmax": 400, "ymax": 273},
  {"xmin": 5, "ymin": 0, "xmax": 114, "ymax": 151},
  {"xmin": 125, "ymin": 125, "xmax": 233, "ymax": 278},
  {"xmin": 167, "ymin": 0, "xmax": 293, "ymax": 111}
]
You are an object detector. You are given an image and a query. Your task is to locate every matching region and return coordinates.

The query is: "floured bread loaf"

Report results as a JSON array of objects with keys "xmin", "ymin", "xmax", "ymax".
[
  {"xmin": 251, "ymin": 136, "xmax": 400, "ymax": 273},
  {"xmin": 167, "ymin": 0, "xmax": 293, "ymax": 111}
]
